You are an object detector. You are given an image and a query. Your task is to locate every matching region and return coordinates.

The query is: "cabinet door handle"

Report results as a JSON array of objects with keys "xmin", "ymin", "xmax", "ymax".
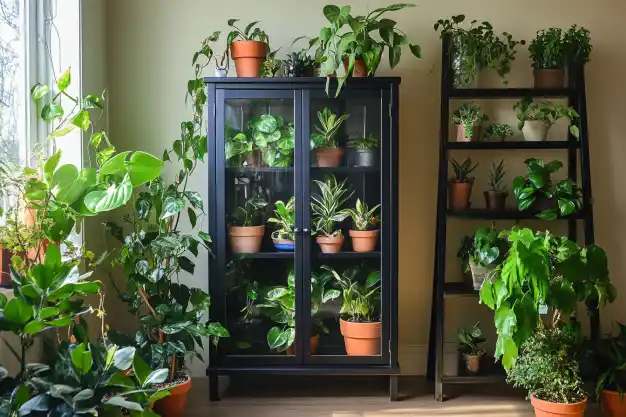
[
  {"xmin": 294, "ymin": 228, "xmax": 301, "ymax": 234},
  {"xmin": 303, "ymin": 228, "xmax": 310, "ymax": 233}
]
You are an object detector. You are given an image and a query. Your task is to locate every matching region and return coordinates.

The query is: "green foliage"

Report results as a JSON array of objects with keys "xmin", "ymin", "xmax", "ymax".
[
  {"xmin": 249, "ymin": 114, "xmax": 295, "ymax": 167},
  {"xmin": 261, "ymin": 48, "xmax": 282, "ymax": 77},
  {"xmin": 285, "ymin": 49, "xmax": 316, "ymax": 74},
  {"xmin": 312, "ymin": 3, "xmax": 421, "ymax": 96},
  {"xmin": 225, "ymin": 128, "xmax": 253, "ymax": 167},
  {"xmin": 487, "ymin": 160, "xmax": 507, "ymax": 193},
  {"xmin": 434, "ymin": 15, "xmax": 525, "ymax": 86},
  {"xmin": 326, "ymin": 265, "xmax": 380, "ymax": 323},
  {"xmin": 227, "ymin": 19, "xmax": 269, "ymax": 43},
  {"xmin": 512, "ymin": 158, "xmax": 582, "ymax": 220},
  {"xmin": 457, "ymin": 235, "xmax": 473, "ymax": 275},
  {"xmin": 311, "ymin": 175, "xmax": 353, "ymax": 236},
  {"xmin": 514, "ymin": 97, "xmax": 580, "ymax": 139},
  {"xmin": 347, "ymin": 133, "xmax": 378, "ymax": 149},
  {"xmin": 452, "ymin": 103, "xmax": 488, "ymax": 138},
  {"xmin": 507, "ymin": 327, "xmax": 586, "ymax": 404},
  {"xmin": 449, "ymin": 157, "xmax": 478, "ymax": 183},
  {"xmin": 267, "ymin": 197, "xmax": 296, "ymax": 241},
  {"xmin": 483, "ymin": 123, "xmax": 514, "ymax": 141},
  {"xmin": 479, "ymin": 227, "xmax": 616, "ymax": 371},
  {"xmin": 311, "ymin": 107, "xmax": 350, "ymax": 150},
  {"xmin": 529, "ymin": 28, "xmax": 567, "ymax": 69},
  {"xmin": 564, "ymin": 25, "xmax": 592, "ymax": 66},
  {"xmin": 343, "ymin": 198, "xmax": 380, "ymax": 231},
  {"xmin": 230, "ymin": 196, "xmax": 268, "ymax": 227},
  {"xmin": 595, "ymin": 323, "xmax": 626, "ymax": 401},
  {"xmin": 469, "ymin": 227, "xmax": 508, "ymax": 268},
  {"xmin": 458, "ymin": 322, "xmax": 486, "ymax": 355}
]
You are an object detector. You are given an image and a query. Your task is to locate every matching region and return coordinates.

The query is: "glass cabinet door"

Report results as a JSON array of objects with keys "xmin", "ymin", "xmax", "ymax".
[
  {"xmin": 214, "ymin": 90, "xmax": 302, "ymax": 362},
  {"xmin": 302, "ymin": 89, "xmax": 389, "ymax": 365}
]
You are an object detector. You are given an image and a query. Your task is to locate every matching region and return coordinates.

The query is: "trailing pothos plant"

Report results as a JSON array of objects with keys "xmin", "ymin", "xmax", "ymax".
[
  {"xmin": 512, "ymin": 158, "xmax": 582, "ymax": 220},
  {"xmin": 311, "ymin": 3, "xmax": 421, "ymax": 96},
  {"xmin": 107, "ymin": 35, "xmax": 228, "ymax": 383},
  {"xmin": 479, "ymin": 227, "xmax": 616, "ymax": 371}
]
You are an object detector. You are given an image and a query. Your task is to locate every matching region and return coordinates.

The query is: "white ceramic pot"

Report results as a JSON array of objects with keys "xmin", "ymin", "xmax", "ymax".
[
  {"xmin": 522, "ymin": 120, "xmax": 550, "ymax": 141},
  {"xmin": 469, "ymin": 260, "xmax": 497, "ymax": 290},
  {"xmin": 215, "ymin": 68, "xmax": 228, "ymax": 77}
]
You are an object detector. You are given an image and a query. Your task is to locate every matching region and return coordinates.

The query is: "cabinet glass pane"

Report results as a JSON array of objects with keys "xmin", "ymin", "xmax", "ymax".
[
  {"xmin": 308, "ymin": 96, "xmax": 383, "ymax": 357},
  {"xmin": 220, "ymin": 98, "xmax": 298, "ymax": 357}
]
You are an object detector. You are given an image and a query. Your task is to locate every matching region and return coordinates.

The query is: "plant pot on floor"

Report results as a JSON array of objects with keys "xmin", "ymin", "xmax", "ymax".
[
  {"xmin": 456, "ymin": 123, "xmax": 481, "ymax": 142},
  {"xmin": 316, "ymin": 235, "xmax": 344, "ymax": 253},
  {"xmin": 601, "ymin": 390, "xmax": 626, "ymax": 417},
  {"xmin": 461, "ymin": 351, "xmax": 484, "ymax": 375},
  {"xmin": 229, "ymin": 225, "xmax": 265, "ymax": 253},
  {"xmin": 230, "ymin": 40, "xmax": 268, "ymax": 77},
  {"xmin": 449, "ymin": 182, "xmax": 472, "ymax": 211},
  {"xmin": 533, "ymin": 68, "xmax": 565, "ymax": 89},
  {"xmin": 287, "ymin": 334, "xmax": 319, "ymax": 356},
  {"xmin": 343, "ymin": 58, "xmax": 368, "ymax": 77},
  {"xmin": 469, "ymin": 260, "xmax": 496, "ymax": 290},
  {"xmin": 315, "ymin": 147, "xmax": 344, "ymax": 167},
  {"xmin": 354, "ymin": 149, "xmax": 377, "ymax": 167},
  {"xmin": 154, "ymin": 375, "xmax": 192, "ymax": 417},
  {"xmin": 272, "ymin": 238, "xmax": 295, "ymax": 251},
  {"xmin": 530, "ymin": 395, "xmax": 587, "ymax": 417},
  {"xmin": 349, "ymin": 230, "xmax": 378, "ymax": 252},
  {"xmin": 340, "ymin": 319, "xmax": 381, "ymax": 356},
  {"xmin": 522, "ymin": 120, "xmax": 550, "ymax": 141},
  {"xmin": 484, "ymin": 191, "xmax": 508, "ymax": 211}
]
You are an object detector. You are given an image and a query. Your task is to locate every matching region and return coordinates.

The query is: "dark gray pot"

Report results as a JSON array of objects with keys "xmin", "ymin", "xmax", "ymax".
[{"xmin": 354, "ymin": 149, "xmax": 377, "ymax": 167}]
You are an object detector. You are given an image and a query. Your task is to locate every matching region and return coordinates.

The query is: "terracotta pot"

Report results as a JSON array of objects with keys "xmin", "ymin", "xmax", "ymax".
[
  {"xmin": 154, "ymin": 375, "xmax": 192, "ymax": 417},
  {"xmin": 449, "ymin": 182, "xmax": 472, "ymax": 211},
  {"xmin": 230, "ymin": 40, "xmax": 268, "ymax": 77},
  {"xmin": 601, "ymin": 390, "xmax": 626, "ymax": 417},
  {"xmin": 530, "ymin": 395, "xmax": 587, "ymax": 417},
  {"xmin": 456, "ymin": 123, "xmax": 480, "ymax": 142},
  {"xmin": 316, "ymin": 235, "xmax": 344, "ymax": 253},
  {"xmin": 343, "ymin": 58, "xmax": 368, "ymax": 77},
  {"xmin": 315, "ymin": 148, "xmax": 344, "ymax": 167},
  {"xmin": 287, "ymin": 334, "xmax": 319, "ymax": 356},
  {"xmin": 533, "ymin": 68, "xmax": 565, "ymax": 89},
  {"xmin": 484, "ymin": 191, "xmax": 508, "ymax": 211},
  {"xmin": 462, "ymin": 352, "xmax": 484, "ymax": 375},
  {"xmin": 340, "ymin": 319, "xmax": 381, "ymax": 356},
  {"xmin": 522, "ymin": 120, "xmax": 550, "ymax": 141},
  {"xmin": 229, "ymin": 225, "xmax": 265, "ymax": 253},
  {"xmin": 0, "ymin": 247, "xmax": 9, "ymax": 286},
  {"xmin": 349, "ymin": 230, "xmax": 378, "ymax": 252}
]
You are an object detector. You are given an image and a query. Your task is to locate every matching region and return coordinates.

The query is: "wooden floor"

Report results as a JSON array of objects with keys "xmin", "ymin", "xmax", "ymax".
[{"xmin": 186, "ymin": 376, "xmax": 601, "ymax": 417}]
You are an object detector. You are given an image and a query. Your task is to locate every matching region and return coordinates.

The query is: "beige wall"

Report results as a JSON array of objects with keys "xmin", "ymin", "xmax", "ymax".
[{"xmin": 105, "ymin": 0, "xmax": 626, "ymax": 376}]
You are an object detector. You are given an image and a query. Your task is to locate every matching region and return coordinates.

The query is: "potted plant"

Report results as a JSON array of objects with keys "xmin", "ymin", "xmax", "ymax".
[
  {"xmin": 311, "ymin": 107, "xmax": 350, "ymax": 167},
  {"xmin": 482, "ymin": 123, "xmax": 514, "ymax": 142},
  {"xmin": 595, "ymin": 323, "xmax": 626, "ymax": 417},
  {"xmin": 484, "ymin": 160, "xmax": 508, "ymax": 211},
  {"xmin": 564, "ymin": 25, "xmax": 592, "ymax": 68},
  {"xmin": 249, "ymin": 114, "xmax": 295, "ymax": 167},
  {"xmin": 347, "ymin": 133, "xmax": 378, "ymax": 167},
  {"xmin": 256, "ymin": 268, "xmax": 340, "ymax": 354},
  {"xmin": 227, "ymin": 19, "xmax": 269, "ymax": 77},
  {"xmin": 458, "ymin": 322, "xmax": 486, "ymax": 375},
  {"xmin": 311, "ymin": 175, "xmax": 353, "ymax": 253},
  {"xmin": 313, "ymin": 4, "xmax": 421, "ymax": 96},
  {"xmin": 434, "ymin": 15, "xmax": 525, "ymax": 87},
  {"xmin": 514, "ymin": 97, "xmax": 580, "ymax": 141},
  {"xmin": 285, "ymin": 49, "xmax": 316, "ymax": 77},
  {"xmin": 261, "ymin": 47, "xmax": 282, "ymax": 77},
  {"xmin": 457, "ymin": 235, "xmax": 474, "ymax": 286},
  {"xmin": 529, "ymin": 28, "xmax": 567, "ymax": 88},
  {"xmin": 452, "ymin": 102, "xmax": 487, "ymax": 141},
  {"xmin": 267, "ymin": 197, "xmax": 296, "ymax": 251},
  {"xmin": 344, "ymin": 198, "xmax": 380, "ymax": 253},
  {"xmin": 512, "ymin": 158, "xmax": 582, "ymax": 220},
  {"xmin": 229, "ymin": 196, "xmax": 269, "ymax": 253},
  {"xmin": 326, "ymin": 265, "xmax": 381, "ymax": 356},
  {"xmin": 448, "ymin": 157, "xmax": 478, "ymax": 211},
  {"xmin": 468, "ymin": 226, "xmax": 507, "ymax": 290},
  {"xmin": 225, "ymin": 127, "xmax": 254, "ymax": 167}
]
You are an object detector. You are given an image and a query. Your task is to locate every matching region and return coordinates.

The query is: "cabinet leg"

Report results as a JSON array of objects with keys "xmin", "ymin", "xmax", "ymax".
[
  {"xmin": 435, "ymin": 381, "xmax": 443, "ymax": 402},
  {"xmin": 209, "ymin": 372, "xmax": 220, "ymax": 402},
  {"xmin": 389, "ymin": 376, "xmax": 399, "ymax": 401}
]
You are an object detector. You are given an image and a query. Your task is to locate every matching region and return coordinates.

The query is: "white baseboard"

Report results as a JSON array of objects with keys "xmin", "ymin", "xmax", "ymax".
[{"xmin": 399, "ymin": 343, "xmax": 459, "ymax": 376}]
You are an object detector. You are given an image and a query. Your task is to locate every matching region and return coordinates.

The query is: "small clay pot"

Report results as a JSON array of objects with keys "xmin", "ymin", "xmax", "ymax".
[
  {"xmin": 530, "ymin": 395, "xmax": 587, "ymax": 417},
  {"xmin": 449, "ymin": 182, "xmax": 472, "ymax": 211},
  {"xmin": 287, "ymin": 334, "xmax": 319, "ymax": 356},
  {"xmin": 484, "ymin": 191, "xmax": 508, "ymax": 211},
  {"xmin": 229, "ymin": 225, "xmax": 265, "ymax": 253},
  {"xmin": 154, "ymin": 375, "xmax": 192, "ymax": 417},
  {"xmin": 601, "ymin": 390, "xmax": 626, "ymax": 417},
  {"xmin": 533, "ymin": 68, "xmax": 565, "ymax": 89},
  {"xmin": 462, "ymin": 351, "xmax": 484, "ymax": 375},
  {"xmin": 456, "ymin": 123, "xmax": 480, "ymax": 142},
  {"xmin": 315, "ymin": 147, "xmax": 344, "ymax": 167},
  {"xmin": 316, "ymin": 235, "xmax": 344, "ymax": 253},
  {"xmin": 522, "ymin": 120, "xmax": 550, "ymax": 141},
  {"xmin": 349, "ymin": 230, "xmax": 378, "ymax": 252},
  {"xmin": 343, "ymin": 58, "xmax": 368, "ymax": 77},
  {"xmin": 230, "ymin": 40, "xmax": 268, "ymax": 77},
  {"xmin": 340, "ymin": 319, "xmax": 381, "ymax": 356}
]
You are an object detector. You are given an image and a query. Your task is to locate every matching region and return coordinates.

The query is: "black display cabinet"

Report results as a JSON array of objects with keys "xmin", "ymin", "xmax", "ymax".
[{"xmin": 205, "ymin": 77, "xmax": 400, "ymax": 400}]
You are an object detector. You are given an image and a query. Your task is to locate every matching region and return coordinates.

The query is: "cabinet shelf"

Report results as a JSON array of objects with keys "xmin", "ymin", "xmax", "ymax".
[
  {"xmin": 446, "ymin": 141, "xmax": 578, "ymax": 150},
  {"xmin": 226, "ymin": 167, "xmax": 293, "ymax": 175},
  {"xmin": 447, "ymin": 209, "xmax": 586, "ymax": 220},
  {"xmin": 312, "ymin": 166, "xmax": 380, "ymax": 173},
  {"xmin": 317, "ymin": 251, "xmax": 381, "ymax": 260},
  {"xmin": 232, "ymin": 251, "xmax": 295, "ymax": 259},
  {"xmin": 443, "ymin": 282, "xmax": 478, "ymax": 298},
  {"xmin": 449, "ymin": 87, "xmax": 572, "ymax": 99}
]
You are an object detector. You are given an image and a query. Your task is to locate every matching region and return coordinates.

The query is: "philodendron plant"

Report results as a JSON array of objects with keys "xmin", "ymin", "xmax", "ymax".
[
  {"xmin": 249, "ymin": 114, "xmax": 295, "ymax": 167},
  {"xmin": 312, "ymin": 3, "xmax": 421, "ymax": 96},
  {"xmin": 514, "ymin": 97, "xmax": 580, "ymax": 139}
]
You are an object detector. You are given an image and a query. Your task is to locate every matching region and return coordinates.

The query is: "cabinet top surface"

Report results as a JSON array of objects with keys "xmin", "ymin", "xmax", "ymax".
[{"xmin": 204, "ymin": 76, "xmax": 401, "ymax": 85}]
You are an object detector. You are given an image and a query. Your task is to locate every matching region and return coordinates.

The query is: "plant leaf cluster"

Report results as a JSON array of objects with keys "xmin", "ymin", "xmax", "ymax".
[
  {"xmin": 311, "ymin": 107, "xmax": 350, "ymax": 150},
  {"xmin": 343, "ymin": 198, "xmax": 380, "ymax": 231},
  {"xmin": 487, "ymin": 160, "xmax": 507, "ymax": 193},
  {"xmin": 325, "ymin": 265, "xmax": 381, "ymax": 323},
  {"xmin": 267, "ymin": 197, "xmax": 296, "ymax": 241},
  {"xmin": 311, "ymin": 175, "xmax": 354, "ymax": 236},
  {"xmin": 458, "ymin": 322, "xmax": 486, "ymax": 355},
  {"xmin": 513, "ymin": 97, "xmax": 580, "ymax": 139},
  {"xmin": 449, "ymin": 157, "xmax": 478, "ymax": 183}
]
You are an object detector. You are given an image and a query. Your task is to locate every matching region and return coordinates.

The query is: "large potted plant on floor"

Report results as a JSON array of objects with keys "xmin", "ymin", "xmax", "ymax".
[
  {"xmin": 448, "ymin": 157, "xmax": 478, "ymax": 211},
  {"xmin": 467, "ymin": 226, "xmax": 507, "ymax": 290},
  {"xmin": 513, "ymin": 158, "xmax": 582, "ymax": 220},
  {"xmin": 484, "ymin": 160, "xmax": 508, "ymax": 211},
  {"xmin": 595, "ymin": 323, "xmax": 626, "ymax": 417},
  {"xmin": 311, "ymin": 107, "xmax": 350, "ymax": 167},
  {"xmin": 458, "ymin": 322, "xmax": 486, "ymax": 375},
  {"xmin": 452, "ymin": 102, "xmax": 487, "ymax": 142},
  {"xmin": 480, "ymin": 227, "xmax": 616, "ymax": 417},
  {"xmin": 529, "ymin": 28, "xmax": 567, "ymax": 88},
  {"xmin": 344, "ymin": 198, "xmax": 380, "ymax": 253},
  {"xmin": 311, "ymin": 175, "xmax": 353, "ymax": 253},
  {"xmin": 229, "ymin": 196, "xmax": 269, "ymax": 253},
  {"xmin": 326, "ymin": 265, "xmax": 381, "ymax": 356},
  {"xmin": 227, "ymin": 19, "xmax": 269, "ymax": 77},
  {"xmin": 514, "ymin": 97, "xmax": 580, "ymax": 142},
  {"xmin": 268, "ymin": 197, "xmax": 296, "ymax": 251}
]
